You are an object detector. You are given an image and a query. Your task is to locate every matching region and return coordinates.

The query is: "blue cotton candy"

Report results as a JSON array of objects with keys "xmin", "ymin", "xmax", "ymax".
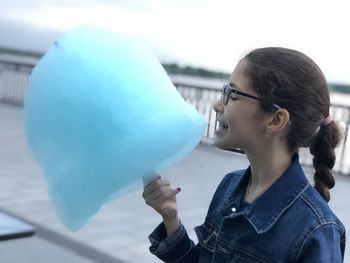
[{"xmin": 24, "ymin": 27, "xmax": 206, "ymax": 231}]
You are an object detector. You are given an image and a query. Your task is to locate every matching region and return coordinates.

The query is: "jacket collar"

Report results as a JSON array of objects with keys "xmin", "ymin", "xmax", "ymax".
[{"xmin": 220, "ymin": 154, "xmax": 309, "ymax": 234}]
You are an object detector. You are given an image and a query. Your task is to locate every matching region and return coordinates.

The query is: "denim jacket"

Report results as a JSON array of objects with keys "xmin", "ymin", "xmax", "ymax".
[{"xmin": 148, "ymin": 155, "xmax": 346, "ymax": 262}]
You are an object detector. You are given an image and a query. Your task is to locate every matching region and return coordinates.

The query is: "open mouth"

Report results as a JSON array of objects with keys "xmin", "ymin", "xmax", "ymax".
[
  {"xmin": 216, "ymin": 119, "xmax": 228, "ymax": 131},
  {"xmin": 219, "ymin": 121, "xmax": 228, "ymax": 129}
]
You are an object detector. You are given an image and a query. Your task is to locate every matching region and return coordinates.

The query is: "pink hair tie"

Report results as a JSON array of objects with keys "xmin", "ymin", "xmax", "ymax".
[{"xmin": 321, "ymin": 115, "xmax": 333, "ymax": 126}]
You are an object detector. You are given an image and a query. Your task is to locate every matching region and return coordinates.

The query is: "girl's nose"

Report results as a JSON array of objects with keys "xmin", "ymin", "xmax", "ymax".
[{"xmin": 213, "ymin": 97, "xmax": 224, "ymax": 113}]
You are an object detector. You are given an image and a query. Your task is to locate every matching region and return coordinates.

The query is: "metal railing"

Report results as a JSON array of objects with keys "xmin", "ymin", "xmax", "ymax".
[
  {"xmin": 0, "ymin": 60, "xmax": 34, "ymax": 106},
  {"xmin": 1, "ymin": 59, "xmax": 349, "ymax": 175}
]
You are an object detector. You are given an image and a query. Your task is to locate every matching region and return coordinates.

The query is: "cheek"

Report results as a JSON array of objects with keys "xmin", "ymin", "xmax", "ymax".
[
  {"xmin": 225, "ymin": 108, "xmax": 258, "ymax": 135},
  {"xmin": 224, "ymin": 108, "xmax": 243, "ymax": 129}
]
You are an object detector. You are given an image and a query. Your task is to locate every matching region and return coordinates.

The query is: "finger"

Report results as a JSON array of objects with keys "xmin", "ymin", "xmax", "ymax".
[
  {"xmin": 143, "ymin": 180, "xmax": 170, "ymax": 200},
  {"xmin": 148, "ymin": 187, "xmax": 181, "ymax": 202},
  {"xmin": 143, "ymin": 179, "xmax": 170, "ymax": 196},
  {"xmin": 142, "ymin": 172, "xmax": 161, "ymax": 187},
  {"xmin": 142, "ymin": 179, "xmax": 171, "ymax": 200}
]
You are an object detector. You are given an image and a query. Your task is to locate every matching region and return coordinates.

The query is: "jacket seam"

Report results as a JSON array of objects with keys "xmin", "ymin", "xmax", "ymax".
[
  {"xmin": 295, "ymin": 222, "xmax": 345, "ymax": 261},
  {"xmin": 300, "ymin": 192, "xmax": 326, "ymax": 221}
]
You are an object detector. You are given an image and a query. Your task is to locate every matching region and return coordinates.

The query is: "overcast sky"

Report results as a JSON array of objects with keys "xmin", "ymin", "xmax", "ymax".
[{"xmin": 0, "ymin": 0, "xmax": 349, "ymax": 84}]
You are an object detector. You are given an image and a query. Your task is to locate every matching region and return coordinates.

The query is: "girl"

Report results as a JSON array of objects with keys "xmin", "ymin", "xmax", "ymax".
[{"xmin": 142, "ymin": 47, "xmax": 346, "ymax": 262}]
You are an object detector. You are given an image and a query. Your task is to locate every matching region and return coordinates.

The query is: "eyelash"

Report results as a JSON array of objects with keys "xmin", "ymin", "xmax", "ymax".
[{"xmin": 230, "ymin": 96, "xmax": 239, "ymax": 101}]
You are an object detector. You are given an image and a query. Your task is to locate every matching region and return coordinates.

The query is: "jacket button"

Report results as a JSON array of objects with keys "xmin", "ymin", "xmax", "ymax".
[{"xmin": 231, "ymin": 207, "xmax": 237, "ymax": 212}]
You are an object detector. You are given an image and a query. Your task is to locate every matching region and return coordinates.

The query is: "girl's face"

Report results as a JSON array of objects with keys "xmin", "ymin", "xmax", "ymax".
[{"xmin": 213, "ymin": 59, "xmax": 267, "ymax": 152}]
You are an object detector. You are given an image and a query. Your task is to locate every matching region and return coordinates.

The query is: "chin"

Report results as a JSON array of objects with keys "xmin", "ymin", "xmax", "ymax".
[
  {"xmin": 214, "ymin": 136, "xmax": 242, "ymax": 151},
  {"xmin": 214, "ymin": 137, "xmax": 232, "ymax": 150}
]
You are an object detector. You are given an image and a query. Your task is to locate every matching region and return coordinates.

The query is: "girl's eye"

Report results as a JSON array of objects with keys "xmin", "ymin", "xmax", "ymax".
[{"xmin": 230, "ymin": 96, "xmax": 239, "ymax": 101}]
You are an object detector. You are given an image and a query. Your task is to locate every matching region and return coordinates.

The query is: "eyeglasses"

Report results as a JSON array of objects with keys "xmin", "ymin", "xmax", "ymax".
[{"xmin": 221, "ymin": 84, "xmax": 282, "ymax": 109}]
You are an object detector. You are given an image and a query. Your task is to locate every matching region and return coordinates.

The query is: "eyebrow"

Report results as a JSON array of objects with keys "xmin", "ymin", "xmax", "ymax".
[
  {"xmin": 227, "ymin": 83, "xmax": 263, "ymax": 101},
  {"xmin": 228, "ymin": 82, "xmax": 241, "ymax": 91}
]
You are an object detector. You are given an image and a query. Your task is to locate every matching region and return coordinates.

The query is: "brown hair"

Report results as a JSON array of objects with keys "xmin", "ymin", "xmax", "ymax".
[{"xmin": 243, "ymin": 47, "xmax": 341, "ymax": 202}]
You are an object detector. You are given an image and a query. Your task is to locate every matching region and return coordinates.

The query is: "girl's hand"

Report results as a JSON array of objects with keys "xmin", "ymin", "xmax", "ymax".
[{"xmin": 142, "ymin": 175, "xmax": 181, "ymax": 236}]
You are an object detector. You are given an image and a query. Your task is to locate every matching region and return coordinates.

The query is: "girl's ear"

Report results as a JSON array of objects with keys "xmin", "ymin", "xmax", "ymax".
[{"xmin": 266, "ymin": 109, "xmax": 290, "ymax": 133}]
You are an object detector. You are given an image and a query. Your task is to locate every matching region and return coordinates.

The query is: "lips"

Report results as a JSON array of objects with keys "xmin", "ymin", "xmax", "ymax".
[{"xmin": 216, "ymin": 118, "xmax": 229, "ymax": 134}]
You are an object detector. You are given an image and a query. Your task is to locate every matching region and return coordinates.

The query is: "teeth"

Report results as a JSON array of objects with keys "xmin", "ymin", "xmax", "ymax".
[{"xmin": 218, "ymin": 121, "xmax": 228, "ymax": 129}]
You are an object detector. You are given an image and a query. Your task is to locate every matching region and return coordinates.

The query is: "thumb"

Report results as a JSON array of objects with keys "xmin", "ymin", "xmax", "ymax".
[
  {"xmin": 168, "ymin": 187, "xmax": 181, "ymax": 201},
  {"xmin": 173, "ymin": 187, "xmax": 181, "ymax": 195}
]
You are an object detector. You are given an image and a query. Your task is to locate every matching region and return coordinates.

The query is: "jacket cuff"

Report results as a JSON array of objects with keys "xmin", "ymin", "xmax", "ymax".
[{"xmin": 148, "ymin": 222, "xmax": 194, "ymax": 262}]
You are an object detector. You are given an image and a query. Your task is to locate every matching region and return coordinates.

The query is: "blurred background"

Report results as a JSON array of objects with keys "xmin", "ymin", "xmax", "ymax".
[{"xmin": 1, "ymin": 0, "xmax": 349, "ymax": 262}]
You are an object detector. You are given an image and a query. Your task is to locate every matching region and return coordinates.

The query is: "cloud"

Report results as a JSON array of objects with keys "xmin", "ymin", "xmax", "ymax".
[
  {"xmin": 0, "ymin": 0, "xmax": 349, "ymax": 83},
  {"xmin": 0, "ymin": 20, "xmax": 63, "ymax": 53}
]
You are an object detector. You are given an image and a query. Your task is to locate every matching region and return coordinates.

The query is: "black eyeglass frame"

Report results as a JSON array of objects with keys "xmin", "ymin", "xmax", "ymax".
[{"xmin": 222, "ymin": 84, "xmax": 282, "ymax": 109}]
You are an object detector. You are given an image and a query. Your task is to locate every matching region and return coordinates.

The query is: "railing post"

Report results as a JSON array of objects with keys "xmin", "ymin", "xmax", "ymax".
[{"xmin": 338, "ymin": 107, "xmax": 350, "ymax": 175}]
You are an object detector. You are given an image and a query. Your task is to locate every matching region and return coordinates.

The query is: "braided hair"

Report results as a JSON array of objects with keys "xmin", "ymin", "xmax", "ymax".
[{"xmin": 309, "ymin": 121, "xmax": 341, "ymax": 201}]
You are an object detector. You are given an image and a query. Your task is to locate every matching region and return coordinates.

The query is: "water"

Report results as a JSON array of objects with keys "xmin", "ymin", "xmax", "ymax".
[{"xmin": 330, "ymin": 92, "xmax": 350, "ymax": 106}]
